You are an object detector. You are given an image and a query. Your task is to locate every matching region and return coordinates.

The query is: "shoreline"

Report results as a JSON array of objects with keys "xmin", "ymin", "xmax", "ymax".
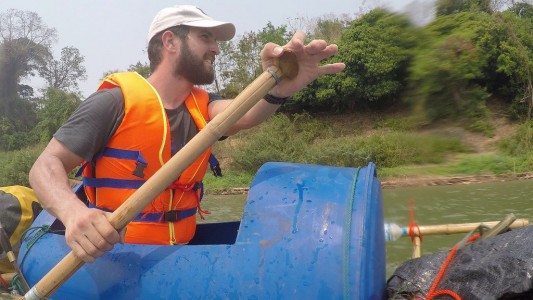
[
  {"xmin": 208, "ymin": 172, "xmax": 533, "ymax": 195},
  {"xmin": 379, "ymin": 172, "xmax": 533, "ymax": 189}
]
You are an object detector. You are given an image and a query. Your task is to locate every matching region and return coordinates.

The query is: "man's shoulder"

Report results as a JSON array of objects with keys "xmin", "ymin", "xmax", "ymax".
[
  {"xmin": 79, "ymin": 87, "xmax": 125, "ymax": 111},
  {"xmin": 88, "ymin": 87, "xmax": 124, "ymax": 102}
]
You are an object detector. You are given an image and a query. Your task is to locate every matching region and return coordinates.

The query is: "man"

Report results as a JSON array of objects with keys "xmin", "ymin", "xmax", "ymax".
[{"xmin": 29, "ymin": 5, "xmax": 345, "ymax": 263}]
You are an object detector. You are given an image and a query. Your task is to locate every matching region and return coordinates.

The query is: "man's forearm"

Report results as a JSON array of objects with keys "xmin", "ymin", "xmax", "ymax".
[{"xmin": 29, "ymin": 155, "xmax": 84, "ymax": 222}]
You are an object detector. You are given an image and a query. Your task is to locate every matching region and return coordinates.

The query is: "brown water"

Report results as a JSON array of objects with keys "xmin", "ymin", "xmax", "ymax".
[{"xmin": 200, "ymin": 178, "xmax": 533, "ymax": 278}]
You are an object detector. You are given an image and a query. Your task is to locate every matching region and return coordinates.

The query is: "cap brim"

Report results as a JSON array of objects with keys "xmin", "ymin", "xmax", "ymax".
[{"xmin": 183, "ymin": 20, "xmax": 236, "ymax": 41}]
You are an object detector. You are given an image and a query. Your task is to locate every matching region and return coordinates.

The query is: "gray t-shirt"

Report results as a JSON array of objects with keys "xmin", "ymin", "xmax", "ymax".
[{"xmin": 54, "ymin": 87, "xmax": 221, "ymax": 161}]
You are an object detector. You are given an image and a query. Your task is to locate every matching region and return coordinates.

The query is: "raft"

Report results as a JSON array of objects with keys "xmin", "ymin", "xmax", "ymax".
[{"xmin": 18, "ymin": 162, "xmax": 385, "ymax": 299}]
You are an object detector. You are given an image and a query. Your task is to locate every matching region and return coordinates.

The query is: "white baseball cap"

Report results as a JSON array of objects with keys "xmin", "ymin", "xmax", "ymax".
[{"xmin": 147, "ymin": 5, "xmax": 236, "ymax": 43}]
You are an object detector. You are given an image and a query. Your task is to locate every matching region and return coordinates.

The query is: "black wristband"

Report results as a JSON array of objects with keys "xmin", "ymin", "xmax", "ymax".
[{"xmin": 264, "ymin": 93, "xmax": 287, "ymax": 105}]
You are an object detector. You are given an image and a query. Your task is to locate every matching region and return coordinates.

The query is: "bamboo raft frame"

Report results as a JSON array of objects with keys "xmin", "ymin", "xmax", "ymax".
[{"xmin": 401, "ymin": 216, "xmax": 530, "ymax": 258}]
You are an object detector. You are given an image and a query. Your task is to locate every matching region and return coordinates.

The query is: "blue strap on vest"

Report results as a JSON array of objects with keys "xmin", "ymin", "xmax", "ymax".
[
  {"xmin": 74, "ymin": 161, "xmax": 89, "ymax": 178},
  {"xmin": 75, "ymin": 147, "xmax": 148, "ymax": 179},
  {"xmin": 196, "ymin": 181, "xmax": 204, "ymax": 201},
  {"xmin": 99, "ymin": 148, "xmax": 147, "ymax": 178},
  {"xmin": 81, "ymin": 147, "xmax": 149, "ymax": 189},
  {"xmin": 208, "ymin": 154, "xmax": 222, "ymax": 177},
  {"xmin": 82, "ymin": 177, "xmax": 145, "ymax": 189},
  {"xmin": 87, "ymin": 203, "xmax": 197, "ymax": 222}
]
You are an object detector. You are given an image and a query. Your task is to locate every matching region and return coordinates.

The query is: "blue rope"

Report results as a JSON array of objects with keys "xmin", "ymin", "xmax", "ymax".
[
  {"xmin": 19, "ymin": 225, "xmax": 63, "ymax": 273},
  {"xmin": 10, "ymin": 273, "xmax": 24, "ymax": 295}
]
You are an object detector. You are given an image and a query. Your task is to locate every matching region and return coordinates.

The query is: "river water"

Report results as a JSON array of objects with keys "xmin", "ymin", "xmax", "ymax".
[{"xmin": 200, "ymin": 178, "xmax": 533, "ymax": 279}]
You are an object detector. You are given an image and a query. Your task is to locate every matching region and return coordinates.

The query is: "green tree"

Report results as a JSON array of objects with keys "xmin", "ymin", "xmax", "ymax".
[
  {"xmin": 257, "ymin": 22, "xmax": 290, "ymax": 46},
  {"xmin": 311, "ymin": 15, "xmax": 352, "ymax": 43},
  {"xmin": 298, "ymin": 9, "xmax": 419, "ymax": 110},
  {"xmin": 222, "ymin": 31, "xmax": 262, "ymax": 97},
  {"xmin": 0, "ymin": 9, "xmax": 57, "ymax": 121},
  {"xmin": 37, "ymin": 46, "xmax": 87, "ymax": 91},
  {"xmin": 33, "ymin": 88, "xmax": 81, "ymax": 143},
  {"xmin": 101, "ymin": 61, "xmax": 151, "ymax": 81},
  {"xmin": 128, "ymin": 61, "xmax": 151, "ymax": 78},
  {"xmin": 436, "ymin": 0, "xmax": 493, "ymax": 16},
  {"xmin": 216, "ymin": 22, "xmax": 290, "ymax": 98},
  {"xmin": 495, "ymin": 8, "xmax": 533, "ymax": 118},
  {"xmin": 409, "ymin": 12, "xmax": 498, "ymax": 134},
  {"xmin": 509, "ymin": 1, "xmax": 533, "ymax": 18}
]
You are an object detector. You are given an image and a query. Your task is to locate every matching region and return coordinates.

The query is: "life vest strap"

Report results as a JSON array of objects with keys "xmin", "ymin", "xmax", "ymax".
[
  {"xmin": 87, "ymin": 203, "xmax": 197, "ymax": 223},
  {"xmin": 98, "ymin": 148, "xmax": 148, "ymax": 178},
  {"xmin": 208, "ymin": 154, "xmax": 222, "ymax": 177},
  {"xmin": 77, "ymin": 148, "xmax": 149, "ymax": 179},
  {"xmin": 83, "ymin": 177, "xmax": 145, "ymax": 189}
]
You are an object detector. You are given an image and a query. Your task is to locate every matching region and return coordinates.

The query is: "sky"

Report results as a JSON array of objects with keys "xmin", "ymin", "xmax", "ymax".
[{"xmin": 0, "ymin": 0, "xmax": 422, "ymax": 98}]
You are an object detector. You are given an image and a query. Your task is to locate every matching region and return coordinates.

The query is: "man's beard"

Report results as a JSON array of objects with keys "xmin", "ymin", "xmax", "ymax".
[{"xmin": 174, "ymin": 41, "xmax": 215, "ymax": 85}]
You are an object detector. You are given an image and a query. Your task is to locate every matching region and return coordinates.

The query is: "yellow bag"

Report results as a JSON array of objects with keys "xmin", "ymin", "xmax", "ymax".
[{"xmin": 0, "ymin": 186, "xmax": 41, "ymax": 273}]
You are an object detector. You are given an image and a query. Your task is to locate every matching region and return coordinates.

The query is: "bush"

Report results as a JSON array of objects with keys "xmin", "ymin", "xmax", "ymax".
[
  {"xmin": 450, "ymin": 154, "xmax": 523, "ymax": 175},
  {"xmin": 0, "ymin": 145, "xmax": 45, "ymax": 186},
  {"xmin": 224, "ymin": 113, "xmax": 469, "ymax": 171},
  {"xmin": 498, "ymin": 120, "xmax": 533, "ymax": 156},
  {"xmin": 307, "ymin": 131, "xmax": 468, "ymax": 168},
  {"xmin": 374, "ymin": 115, "xmax": 424, "ymax": 132},
  {"xmin": 227, "ymin": 113, "xmax": 331, "ymax": 172}
]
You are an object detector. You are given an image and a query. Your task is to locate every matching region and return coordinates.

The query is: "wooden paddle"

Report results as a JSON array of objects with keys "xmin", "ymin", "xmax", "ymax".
[{"xmin": 22, "ymin": 52, "xmax": 299, "ymax": 300}]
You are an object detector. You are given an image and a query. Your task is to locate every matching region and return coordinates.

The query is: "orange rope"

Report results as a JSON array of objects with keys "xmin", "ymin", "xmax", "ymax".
[
  {"xmin": 194, "ymin": 190, "xmax": 210, "ymax": 220},
  {"xmin": 426, "ymin": 234, "xmax": 480, "ymax": 300},
  {"xmin": 0, "ymin": 274, "xmax": 8, "ymax": 289},
  {"xmin": 408, "ymin": 199, "xmax": 422, "ymax": 242},
  {"xmin": 169, "ymin": 183, "xmax": 211, "ymax": 220},
  {"xmin": 428, "ymin": 289, "xmax": 461, "ymax": 300}
]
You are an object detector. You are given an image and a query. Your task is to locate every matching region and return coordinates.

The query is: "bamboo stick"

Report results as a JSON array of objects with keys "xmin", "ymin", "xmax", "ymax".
[
  {"xmin": 480, "ymin": 213, "xmax": 517, "ymax": 240},
  {"xmin": 412, "ymin": 236, "xmax": 421, "ymax": 258},
  {"xmin": 403, "ymin": 218, "xmax": 529, "ymax": 237}
]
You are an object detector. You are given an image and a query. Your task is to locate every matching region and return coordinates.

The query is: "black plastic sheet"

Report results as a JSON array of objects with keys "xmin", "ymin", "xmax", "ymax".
[{"xmin": 387, "ymin": 225, "xmax": 533, "ymax": 300}]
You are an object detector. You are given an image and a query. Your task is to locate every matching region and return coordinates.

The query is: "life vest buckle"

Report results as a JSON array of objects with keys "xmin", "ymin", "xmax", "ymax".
[
  {"xmin": 132, "ymin": 161, "xmax": 147, "ymax": 178},
  {"xmin": 210, "ymin": 164, "xmax": 222, "ymax": 177},
  {"xmin": 163, "ymin": 210, "xmax": 193, "ymax": 222}
]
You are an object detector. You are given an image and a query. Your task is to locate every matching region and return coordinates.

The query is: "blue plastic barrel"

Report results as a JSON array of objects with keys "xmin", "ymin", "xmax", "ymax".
[{"xmin": 19, "ymin": 162, "xmax": 385, "ymax": 299}]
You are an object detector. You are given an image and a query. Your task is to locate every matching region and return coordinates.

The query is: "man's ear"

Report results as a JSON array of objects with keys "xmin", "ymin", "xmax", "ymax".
[{"xmin": 162, "ymin": 31, "xmax": 177, "ymax": 51}]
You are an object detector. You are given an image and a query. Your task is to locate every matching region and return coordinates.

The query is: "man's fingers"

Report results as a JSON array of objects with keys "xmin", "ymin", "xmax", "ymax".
[
  {"xmin": 119, "ymin": 227, "xmax": 127, "ymax": 243},
  {"xmin": 318, "ymin": 63, "xmax": 346, "ymax": 76},
  {"xmin": 65, "ymin": 210, "xmax": 119, "ymax": 262},
  {"xmin": 304, "ymin": 39, "xmax": 328, "ymax": 56},
  {"xmin": 315, "ymin": 44, "xmax": 340, "ymax": 61},
  {"xmin": 288, "ymin": 31, "xmax": 306, "ymax": 50},
  {"xmin": 84, "ymin": 227, "xmax": 114, "ymax": 252},
  {"xmin": 71, "ymin": 237, "xmax": 104, "ymax": 263},
  {"xmin": 96, "ymin": 212, "xmax": 121, "ymax": 245}
]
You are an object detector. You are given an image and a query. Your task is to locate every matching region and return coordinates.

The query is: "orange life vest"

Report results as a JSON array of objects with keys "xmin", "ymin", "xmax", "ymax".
[{"xmin": 82, "ymin": 72, "xmax": 212, "ymax": 245}]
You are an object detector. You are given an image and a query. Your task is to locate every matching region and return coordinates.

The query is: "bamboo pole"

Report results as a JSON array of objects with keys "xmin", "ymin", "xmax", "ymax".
[
  {"xmin": 406, "ymin": 215, "xmax": 528, "ymax": 258},
  {"xmin": 403, "ymin": 218, "xmax": 529, "ymax": 237},
  {"xmin": 22, "ymin": 52, "xmax": 299, "ymax": 300},
  {"xmin": 480, "ymin": 213, "xmax": 517, "ymax": 240},
  {"xmin": 412, "ymin": 236, "xmax": 421, "ymax": 258}
]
